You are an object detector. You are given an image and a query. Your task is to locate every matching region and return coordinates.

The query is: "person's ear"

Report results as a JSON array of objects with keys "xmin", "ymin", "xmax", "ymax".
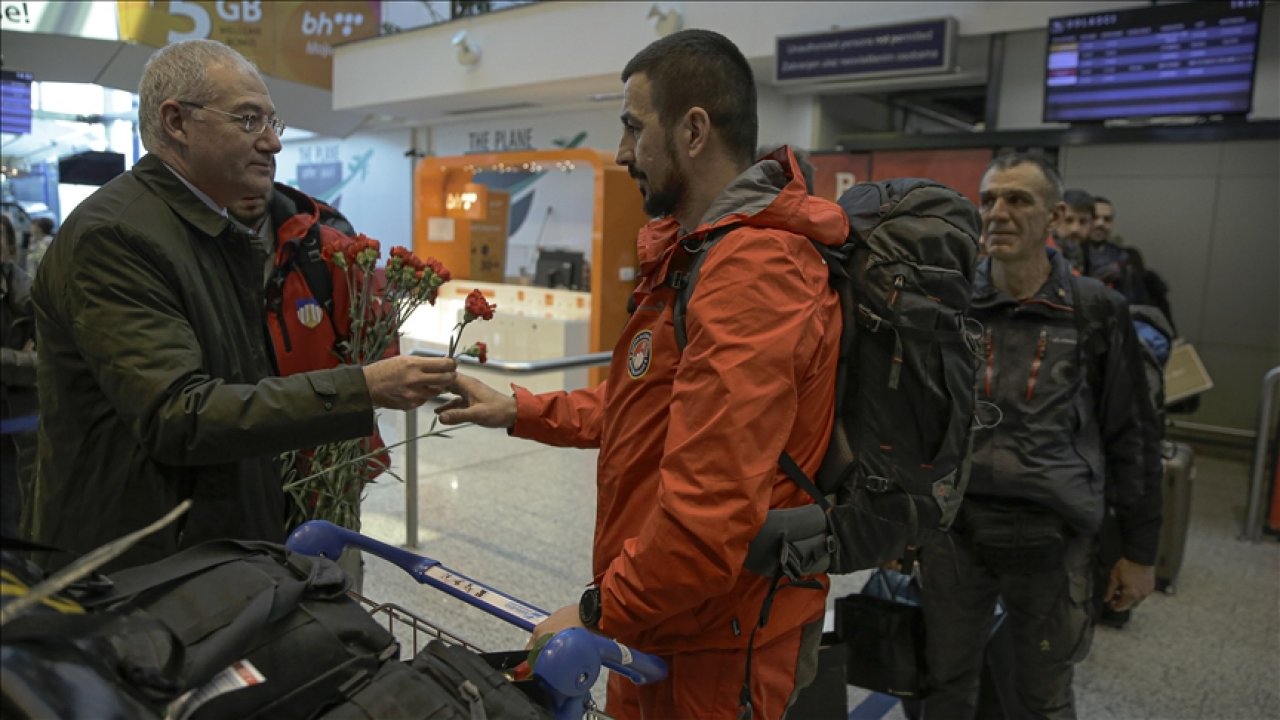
[
  {"xmin": 1048, "ymin": 200, "xmax": 1066, "ymax": 229},
  {"xmin": 683, "ymin": 106, "xmax": 710, "ymax": 159},
  {"xmin": 158, "ymin": 99, "xmax": 190, "ymax": 147}
]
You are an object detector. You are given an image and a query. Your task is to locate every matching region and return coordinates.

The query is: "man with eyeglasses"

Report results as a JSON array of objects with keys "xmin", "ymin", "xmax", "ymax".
[{"xmin": 23, "ymin": 39, "xmax": 457, "ymax": 572}]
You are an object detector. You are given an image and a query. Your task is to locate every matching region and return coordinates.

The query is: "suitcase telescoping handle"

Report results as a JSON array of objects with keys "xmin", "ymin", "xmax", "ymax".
[{"xmin": 285, "ymin": 521, "xmax": 667, "ymax": 686}]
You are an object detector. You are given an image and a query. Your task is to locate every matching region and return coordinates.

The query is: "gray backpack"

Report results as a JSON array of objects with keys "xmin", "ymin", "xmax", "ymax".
[{"xmin": 672, "ymin": 179, "xmax": 983, "ymax": 578}]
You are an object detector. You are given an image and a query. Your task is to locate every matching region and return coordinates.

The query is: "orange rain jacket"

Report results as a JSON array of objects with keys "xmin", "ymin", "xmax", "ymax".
[{"xmin": 512, "ymin": 147, "xmax": 848, "ymax": 656}]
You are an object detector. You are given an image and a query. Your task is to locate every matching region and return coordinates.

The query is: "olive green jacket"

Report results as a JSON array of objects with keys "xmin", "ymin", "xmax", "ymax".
[{"xmin": 25, "ymin": 153, "xmax": 374, "ymax": 570}]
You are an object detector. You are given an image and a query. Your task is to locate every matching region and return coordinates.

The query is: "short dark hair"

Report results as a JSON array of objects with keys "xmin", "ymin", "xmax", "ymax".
[
  {"xmin": 1062, "ymin": 189, "xmax": 1095, "ymax": 216},
  {"xmin": 1093, "ymin": 195, "xmax": 1111, "ymax": 206},
  {"xmin": 33, "ymin": 217, "xmax": 54, "ymax": 234},
  {"xmin": 621, "ymin": 29, "xmax": 758, "ymax": 167},
  {"xmin": 986, "ymin": 152, "xmax": 1063, "ymax": 206}
]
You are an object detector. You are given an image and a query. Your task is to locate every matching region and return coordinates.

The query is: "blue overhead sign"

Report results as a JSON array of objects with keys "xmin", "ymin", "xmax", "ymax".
[
  {"xmin": 776, "ymin": 18, "xmax": 954, "ymax": 83},
  {"xmin": 1, "ymin": 69, "xmax": 34, "ymax": 136}
]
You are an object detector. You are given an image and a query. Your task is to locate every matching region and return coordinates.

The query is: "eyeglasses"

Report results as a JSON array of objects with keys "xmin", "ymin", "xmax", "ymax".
[{"xmin": 179, "ymin": 100, "xmax": 285, "ymax": 137}]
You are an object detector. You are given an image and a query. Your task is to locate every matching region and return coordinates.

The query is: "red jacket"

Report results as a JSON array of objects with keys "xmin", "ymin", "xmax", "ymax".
[{"xmin": 513, "ymin": 148, "xmax": 847, "ymax": 655}]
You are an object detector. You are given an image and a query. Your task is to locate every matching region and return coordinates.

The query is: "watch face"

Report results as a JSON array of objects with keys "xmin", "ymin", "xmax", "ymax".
[{"xmin": 580, "ymin": 587, "xmax": 601, "ymax": 626}]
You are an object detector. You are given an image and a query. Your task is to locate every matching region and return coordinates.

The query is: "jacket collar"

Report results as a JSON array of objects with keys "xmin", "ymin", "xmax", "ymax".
[
  {"xmin": 973, "ymin": 247, "xmax": 1077, "ymax": 310},
  {"xmin": 635, "ymin": 145, "xmax": 847, "ymax": 277},
  {"xmin": 131, "ymin": 154, "xmax": 239, "ymax": 240}
]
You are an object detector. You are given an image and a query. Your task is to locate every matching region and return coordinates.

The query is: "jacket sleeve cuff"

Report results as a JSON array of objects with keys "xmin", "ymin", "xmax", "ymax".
[
  {"xmin": 510, "ymin": 385, "xmax": 535, "ymax": 438},
  {"xmin": 1119, "ymin": 516, "xmax": 1161, "ymax": 566}
]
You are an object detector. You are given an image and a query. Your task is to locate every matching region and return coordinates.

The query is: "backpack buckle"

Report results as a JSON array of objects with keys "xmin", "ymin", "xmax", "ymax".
[
  {"xmin": 864, "ymin": 475, "xmax": 893, "ymax": 493},
  {"xmin": 857, "ymin": 305, "xmax": 883, "ymax": 332}
]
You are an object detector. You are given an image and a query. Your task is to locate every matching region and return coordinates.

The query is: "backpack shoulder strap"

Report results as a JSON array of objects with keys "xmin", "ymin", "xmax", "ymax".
[
  {"xmin": 671, "ymin": 224, "xmax": 738, "ymax": 353},
  {"xmin": 296, "ymin": 222, "xmax": 337, "ymax": 315}
]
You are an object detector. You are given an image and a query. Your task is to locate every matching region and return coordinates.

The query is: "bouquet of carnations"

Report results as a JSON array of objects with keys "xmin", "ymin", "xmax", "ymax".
[{"xmin": 281, "ymin": 235, "xmax": 495, "ymax": 532}]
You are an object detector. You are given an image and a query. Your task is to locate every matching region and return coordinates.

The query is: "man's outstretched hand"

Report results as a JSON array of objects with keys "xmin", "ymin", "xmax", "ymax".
[
  {"xmin": 362, "ymin": 355, "xmax": 457, "ymax": 410},
  {"xmin": 435, "ymin": 374, "xmax": 517, "ymax": 430}
]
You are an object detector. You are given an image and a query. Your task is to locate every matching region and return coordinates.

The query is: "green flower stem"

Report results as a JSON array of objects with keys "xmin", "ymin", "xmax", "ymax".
[
  {"xmin": 286, "ymin": 254, "xmax": 461, "ymax": 532},
  {"xmin": 283, "ymin": 422, "xmax": 474, "ymax": 489}
]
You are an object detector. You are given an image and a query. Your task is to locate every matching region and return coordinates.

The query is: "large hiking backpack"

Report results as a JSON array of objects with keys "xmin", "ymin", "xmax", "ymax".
[{"xmin": 674, "ymin": 178, "xmax": 983, "ymax": 578}]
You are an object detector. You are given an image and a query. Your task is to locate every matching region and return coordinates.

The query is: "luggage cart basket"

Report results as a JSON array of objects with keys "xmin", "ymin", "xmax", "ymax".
[{"xmin": 286, "ymin": 521, "xmax": 667, "ymax": 720}]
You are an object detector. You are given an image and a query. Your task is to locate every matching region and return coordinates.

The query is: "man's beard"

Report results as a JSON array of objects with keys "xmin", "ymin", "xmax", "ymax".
[
  {"xmin": 642, "ymin": 174, "xmax": 686, "ymax": 219},
  {"xmin": 638, "ymin": 132, "xmax": 686, "ymax": 219}
]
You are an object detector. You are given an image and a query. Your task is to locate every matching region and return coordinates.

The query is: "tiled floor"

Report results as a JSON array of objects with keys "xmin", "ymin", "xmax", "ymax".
[{"xmin": 355, "ymin": 406, "xmax": 1280, "ymax": 719}]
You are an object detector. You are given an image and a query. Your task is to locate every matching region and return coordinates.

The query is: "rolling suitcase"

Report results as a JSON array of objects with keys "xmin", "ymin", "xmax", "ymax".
[{"xmin": 1156, "ymin": 441, "xmax": 1195, "ymax": 593}]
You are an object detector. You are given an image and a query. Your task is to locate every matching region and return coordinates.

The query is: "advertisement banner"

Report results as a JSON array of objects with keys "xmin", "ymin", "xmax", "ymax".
[
  {"xmin": 808, "ymin": 153, "xmax": 871, "ymax": 204},
  {"xmin": 869, "ymin": 149, "xmax": 992, "ymax": 205},
  {"xmin": 116, "ymin": 1, "xmax": 380, "ymax": 89},
  {"xmin": 1, "ymin": 1, "xmax": 119, "ymax": 39}
]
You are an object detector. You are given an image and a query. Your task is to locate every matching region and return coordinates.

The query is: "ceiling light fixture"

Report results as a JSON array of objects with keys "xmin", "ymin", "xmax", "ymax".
[{"xmin": 452, "ymin": 30, "xmax": 481, "ymax": 67}]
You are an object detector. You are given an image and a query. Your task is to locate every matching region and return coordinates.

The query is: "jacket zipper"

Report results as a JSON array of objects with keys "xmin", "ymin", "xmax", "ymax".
[
  {"xmin": 887, "ymin": 275, "xmax": 906, "ymax": 389},
  {"xmin": 888, "ymin": 274, "xmax": 904, "ymax": 309},
  {"xmin": 984, "ymin": 330, "xmax": 995, "ymax": 399},
  {"xmin": 1025, "ymin": 329, "xmax": 1048, "ymax": 401}
]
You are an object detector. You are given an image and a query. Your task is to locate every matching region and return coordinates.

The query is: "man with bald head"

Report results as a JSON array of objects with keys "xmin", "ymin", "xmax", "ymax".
[{"xmin": 24, "ymin": 39, "xmax": 455, "ymax": 571}]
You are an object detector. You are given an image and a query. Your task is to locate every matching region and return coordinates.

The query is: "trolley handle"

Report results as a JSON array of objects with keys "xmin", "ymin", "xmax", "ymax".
[{"xmin": 286, "ymin": 521, "xmax": 668, "ymax": 685}]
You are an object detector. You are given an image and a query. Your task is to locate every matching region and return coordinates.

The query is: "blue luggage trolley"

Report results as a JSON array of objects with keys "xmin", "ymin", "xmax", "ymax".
[{"xmin": 286, "ymin": 521, "xmax": 667, "ymax": 720}]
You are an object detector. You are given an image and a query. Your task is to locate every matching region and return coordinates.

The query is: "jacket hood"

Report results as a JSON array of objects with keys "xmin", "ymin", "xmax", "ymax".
[
  {"xmin": 637, "ymin": 146, "xmax": 848, "ymax": 270},
  {"xmin": 699, "ymin": 145, "xmax": 848, "ymax": 248}
]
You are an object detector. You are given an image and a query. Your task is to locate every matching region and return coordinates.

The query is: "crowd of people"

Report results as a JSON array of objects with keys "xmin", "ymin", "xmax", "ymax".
[{"xmin": 4, "ymin": 29, "xmax": 1177, "ymax": 720}]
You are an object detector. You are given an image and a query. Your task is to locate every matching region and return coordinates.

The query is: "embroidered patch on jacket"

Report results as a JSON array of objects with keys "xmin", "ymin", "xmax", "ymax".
[
  {"xmin": 627, "ymin": 330, "xmax": 653, "ymax": 379},
  {"xmin": 295, "ymin": 298, "xmax": 323, "ymax": 329}
]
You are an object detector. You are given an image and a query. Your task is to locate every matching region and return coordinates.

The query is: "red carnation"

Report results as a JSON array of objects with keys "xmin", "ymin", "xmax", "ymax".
[
  {"xmin": 464, "ymin": 341, "xmax": 488, "ymax": 364},
  {"xmin": 464, "ymin": 289, "xmax": 496, "ymax": 322}
]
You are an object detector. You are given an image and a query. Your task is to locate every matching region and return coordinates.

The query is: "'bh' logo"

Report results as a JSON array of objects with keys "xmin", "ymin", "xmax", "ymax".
[{"xmin": 302, "ymin": 10, "xmax": 366, "ymax": 37}]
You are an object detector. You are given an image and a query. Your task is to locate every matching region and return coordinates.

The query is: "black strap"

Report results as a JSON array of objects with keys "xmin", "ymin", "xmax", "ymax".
[
  {"xmin": 84, "ymin": 542, "xmax": 251, "ymax": 605},
  {"xmin": 95, "ymin": 542, "xmax": 316, "ymax": 688},
  {"xmin": 736, "ymin": 572, "xmax": 824, "ymax": 720},
  {"xmin": 779, "ymin": 451, "xmax": 830, "ymax": 511},
  {"xmin": 0, "ymin": 535, "xmax": 75, "ymax": 555},
  {"xmin": 670, "ymin": 225, "xmax": 739, "ymax": 353},
  {"xmin": 296, "ymin": 225, "xmax": 337, "ymax": 316}
]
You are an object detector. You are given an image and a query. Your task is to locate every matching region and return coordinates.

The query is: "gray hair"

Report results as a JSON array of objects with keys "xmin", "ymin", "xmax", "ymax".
[
  {"xmin": 986, "ymin": 151, "xmax": 1064, "ymax": 207},
  {"xmin": 137, "ymin": 39, "xmax": 262, "ymax": 152}
]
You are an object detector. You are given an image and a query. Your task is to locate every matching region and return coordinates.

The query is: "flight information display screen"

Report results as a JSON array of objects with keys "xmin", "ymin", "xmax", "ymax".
[
  {"xmin": 1, "ymin": 69, "xmax": 34, "ymax": 136},
  {"xmin": 1044, "ymin": 0, "xmax": 1264, "ymax": 122}
]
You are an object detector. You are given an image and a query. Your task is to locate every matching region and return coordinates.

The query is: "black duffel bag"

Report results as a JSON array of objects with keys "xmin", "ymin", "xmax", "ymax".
[
  {"xmin": 74, "ymin": 539, "xmax": 399, "ymax": 720},
  {"xmin": 2, "ymin": 549, "xmax": 179, "ymax": 719},
  {"xmin": 408, "ymin": 641, "xmax": 552, "ymax": 720}
]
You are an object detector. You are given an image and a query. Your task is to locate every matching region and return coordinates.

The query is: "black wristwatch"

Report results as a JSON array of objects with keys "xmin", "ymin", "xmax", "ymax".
[{"xmin": 579, "ymin": 586, "xmax": 602, "ymax": 628}]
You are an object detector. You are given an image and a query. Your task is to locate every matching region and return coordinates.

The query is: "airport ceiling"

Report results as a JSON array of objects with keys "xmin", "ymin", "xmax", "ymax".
[{"xmin": 2, "ymin": 29, "xmax": 990, "ymax": 162}]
